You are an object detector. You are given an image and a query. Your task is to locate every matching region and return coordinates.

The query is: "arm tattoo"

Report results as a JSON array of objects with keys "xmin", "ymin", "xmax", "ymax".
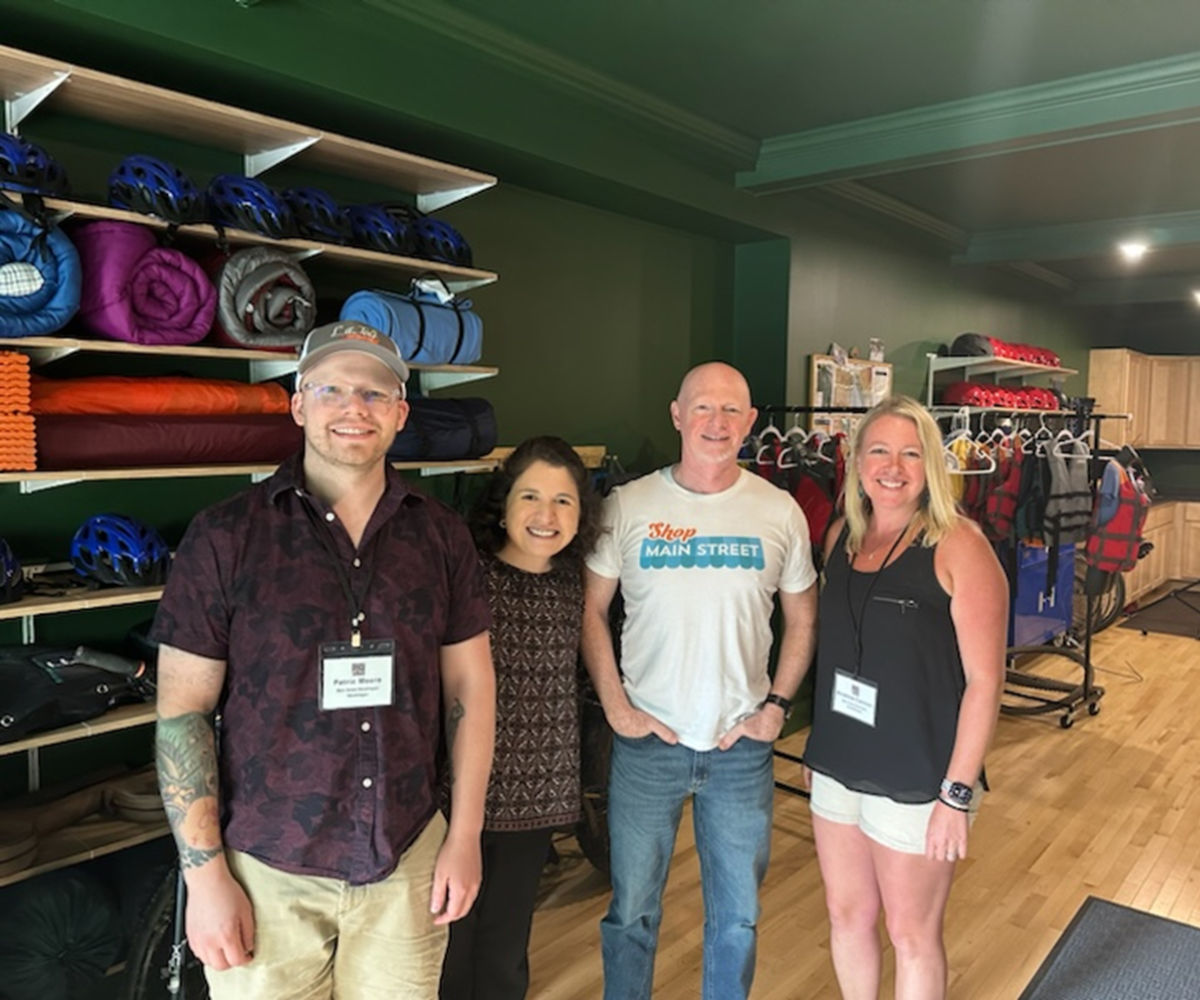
[
  {"xmin": 157, "ymin": 712, "xmax": 223, "ymax": 870},
  {"xmin": 445, "ymin": 697, "xmax": 465, "ymax": 785}
]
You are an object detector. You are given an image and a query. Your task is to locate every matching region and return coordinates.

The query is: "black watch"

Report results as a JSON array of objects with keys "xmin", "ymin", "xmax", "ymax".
[
  {"xmin": 762, "ymin": 693, "xmax": 793, "ymax": 720},
  {"xmin": 940, "ymin": 779, "xmax": 973, "ymax": 809}
]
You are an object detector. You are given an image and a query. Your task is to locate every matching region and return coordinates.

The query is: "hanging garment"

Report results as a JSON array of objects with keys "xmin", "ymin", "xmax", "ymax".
[
  {"xmin": 1042, "ymin": 438, "xmax": 1092, "ymax": 547},
  {"xmin": 984, "ymin": 443, "xmax": 1022, "ymax": 543},
  {"xmin": 1085, "ymin": 460, "xmax": 1150, "ymax": 572},
  {"xmin": 959, "ymin": 444, "xmax": 991, "ymax": 528},
  {"xmin": 946, "ymin": 436, "xmax": 974, "ymax": 504},
  {"xmin": 1015, "ymin": 449, "xmax": 1050, "ymax": 543}
]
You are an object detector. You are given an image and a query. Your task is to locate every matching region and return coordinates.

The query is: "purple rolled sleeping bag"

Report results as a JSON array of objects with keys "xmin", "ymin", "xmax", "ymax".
[{"xmin": 72, "ymin": 220, "xmax": 216, "ymax": 345}]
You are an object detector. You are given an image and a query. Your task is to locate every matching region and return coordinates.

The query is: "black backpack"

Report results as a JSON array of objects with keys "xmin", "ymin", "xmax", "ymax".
[{"xmin": 0, "ymin": 645, "xmax": 149, "ymax": 745}]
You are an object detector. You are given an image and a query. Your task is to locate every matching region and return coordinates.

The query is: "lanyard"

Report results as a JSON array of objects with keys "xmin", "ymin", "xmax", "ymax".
[
  {"xmin": 845, "ymin": 518, "xmax": 914, "ymax": 676},
  {"xmin": 300, "ymin": 495, "xmax": 381, "ymax": 648}
]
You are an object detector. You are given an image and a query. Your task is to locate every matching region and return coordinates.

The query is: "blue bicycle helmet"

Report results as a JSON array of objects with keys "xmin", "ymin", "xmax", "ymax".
[
  {"xmin": 0, "ymin": 538, "xmax": 24, "ymax": 606},
  {"xmin": 281, "ymin": 187, "xmax": 351, "ymax": 244},
  {"xmin": 0, "ymin": 132, "xmax": 69, "ymax": 197},
  {"xmin": 108, "ymin": 154, "xmax": 204, "ymax": 224},
  {"xmin": 412, "ymin": 215, "xmax": 473, "ymax": 267},
  {"xmin": 344, "ymin": 203, "xmax": 418, "ymax": 256},
  {"xmin": 206, "ymin": 174, "xmax": 296, "ymax": 240},
  {"xmin": 70, "ymin": 514, "xmax": 171, "ymax": 588}
]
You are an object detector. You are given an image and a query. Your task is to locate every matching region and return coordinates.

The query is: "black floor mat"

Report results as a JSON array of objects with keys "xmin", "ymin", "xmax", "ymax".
[
  {"xmin": 1118, "ymin": 581, "xmax": 1200, "ymax": 639},
  {"xmin": 1019, "ymin": 896, "xmax": 1200, "ymax": 1000}
]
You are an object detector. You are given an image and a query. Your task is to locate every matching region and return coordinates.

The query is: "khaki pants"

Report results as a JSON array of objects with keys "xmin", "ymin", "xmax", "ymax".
[{"xmin": 206, "ymin": 812, "xmax": 449, "ymax": 1000}]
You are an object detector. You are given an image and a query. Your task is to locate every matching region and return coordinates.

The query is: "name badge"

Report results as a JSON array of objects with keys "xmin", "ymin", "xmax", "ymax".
[
  {"xmin": 319, "ymin": 639, "xmax": 396, "ymax": 710},
  {"xmin": 832, "ymin": 669, "xmax": 878, "ymax": 727}
]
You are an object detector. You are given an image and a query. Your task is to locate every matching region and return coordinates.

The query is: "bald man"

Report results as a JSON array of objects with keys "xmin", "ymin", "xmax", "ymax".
[{"xmin": 582, "ymin": 362, "xmax": 818, "ymax": 1000}]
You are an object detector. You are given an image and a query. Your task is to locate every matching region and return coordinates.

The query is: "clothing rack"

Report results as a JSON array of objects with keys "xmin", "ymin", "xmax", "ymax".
[
  {"xmin": 929, "ymin": 405, "xmax": 1130, "ymax": 729},
  {"xmin": 753, "ymin": 404, "xmax": 866, "ymax": 797}
]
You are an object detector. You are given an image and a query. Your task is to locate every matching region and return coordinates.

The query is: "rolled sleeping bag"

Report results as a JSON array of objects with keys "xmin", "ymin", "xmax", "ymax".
[
  {"xmin": 206, "ymin": 245, "xmax": 316, "ymax": 351},
  {"xmin": 0, "ymin": 204, "xmax": 81, "ymax": 337},
  {"xmin": 71, "ymin": 219, "xmax": 216, "ymax": 345},
  {"xmin": 340, "ymin": 282, "xmax": 482, "ymax": 365}
]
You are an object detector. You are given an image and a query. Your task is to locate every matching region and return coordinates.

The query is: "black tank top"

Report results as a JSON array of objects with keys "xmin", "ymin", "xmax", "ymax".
[{"xmin": 804, "ymin": 527, "xmax": 965, "ymax": 803}]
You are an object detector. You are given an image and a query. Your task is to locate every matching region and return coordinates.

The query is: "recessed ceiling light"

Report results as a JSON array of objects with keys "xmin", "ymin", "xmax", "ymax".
[
  {"xmin": 1118, "ymin": 241, "xmax": 1148, "ymax": 262},
  {"xmin": 1192, "ymin": 289, "xmax": 1200, "ymax": 306}
]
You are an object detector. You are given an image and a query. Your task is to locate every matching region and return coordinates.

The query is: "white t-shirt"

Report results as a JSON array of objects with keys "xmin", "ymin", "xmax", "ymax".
[{"xmin": 587, "ymin": 467, "xmax": 817, "ymax": 750}]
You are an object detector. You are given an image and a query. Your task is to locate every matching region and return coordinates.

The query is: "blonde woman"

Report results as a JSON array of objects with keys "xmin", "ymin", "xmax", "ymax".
[{"xmin": 804, "ymin": 395, "xmax": 1007, "ymax": 1000}]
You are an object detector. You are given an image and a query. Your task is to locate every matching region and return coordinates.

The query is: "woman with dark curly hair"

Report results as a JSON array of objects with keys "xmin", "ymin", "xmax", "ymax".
[{"xmin": 440, "ymin": 436, "xmax": 602, "ymax": 1000}]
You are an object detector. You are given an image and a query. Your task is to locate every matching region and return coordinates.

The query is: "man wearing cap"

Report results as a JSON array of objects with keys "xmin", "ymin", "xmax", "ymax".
[{"xmin": 153, "ymin": 320, "xmax": 496, "ymax": 999}]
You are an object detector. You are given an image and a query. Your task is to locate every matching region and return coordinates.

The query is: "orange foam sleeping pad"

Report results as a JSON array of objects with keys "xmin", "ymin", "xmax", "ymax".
[{"xmin": 30, "ymin": 375, "xmax": 291, "ymax": 415}]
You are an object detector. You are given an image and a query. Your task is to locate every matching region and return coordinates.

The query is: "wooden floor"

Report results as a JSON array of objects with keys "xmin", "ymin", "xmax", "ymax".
[{"xmin": 527, "ymin": 589, "xmax": 1200, "ymax": 998}]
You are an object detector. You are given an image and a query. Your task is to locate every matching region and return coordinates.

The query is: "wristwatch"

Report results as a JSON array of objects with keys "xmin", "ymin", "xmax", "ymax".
[
  {"xmin": 940, "ymin": 779, "xmax": 973, "ymax": 810},
  {"xmin": 762, "ymin": 693, "xmax": 793, "ymax": 720}
]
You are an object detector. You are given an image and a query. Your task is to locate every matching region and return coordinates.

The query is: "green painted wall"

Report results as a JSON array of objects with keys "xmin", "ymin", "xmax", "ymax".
[{"xmin": 773, "ymin": 196, "xmax": 1094, "ymax": 405}]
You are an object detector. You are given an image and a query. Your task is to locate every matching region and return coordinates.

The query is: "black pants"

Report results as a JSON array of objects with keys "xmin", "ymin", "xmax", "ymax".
[{"xmin": 439, "ymin": 827, "xmax": 553, "ymax": 1000}]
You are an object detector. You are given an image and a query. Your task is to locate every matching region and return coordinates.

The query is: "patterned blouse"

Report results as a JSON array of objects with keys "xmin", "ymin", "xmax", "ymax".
[{"xmin": 482, "ymin": 551, "xmax": 584, "ymax": 832}]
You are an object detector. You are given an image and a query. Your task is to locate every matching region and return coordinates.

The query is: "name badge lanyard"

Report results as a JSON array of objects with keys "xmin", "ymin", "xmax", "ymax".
[
  {"xmin": 845, "ymin": 518, "xmax": 913, "ymax": 676},
  {"xmin": 300, "ymin": 498, "xmax": 381, "ymax": 648}
]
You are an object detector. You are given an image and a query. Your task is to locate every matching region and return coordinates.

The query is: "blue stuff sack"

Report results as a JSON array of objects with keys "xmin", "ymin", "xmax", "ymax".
[{"xmin": 339, "ymin": 276, "xmax": 482, "ymax": 366}]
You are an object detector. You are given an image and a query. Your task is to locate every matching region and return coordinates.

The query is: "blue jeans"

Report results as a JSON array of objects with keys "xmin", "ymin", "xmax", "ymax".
[{"xmin": 601, "ymin": 733, "xmax": 774, "ymax": 1000}]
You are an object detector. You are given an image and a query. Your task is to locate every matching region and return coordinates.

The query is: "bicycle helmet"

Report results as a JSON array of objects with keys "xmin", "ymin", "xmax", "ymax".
[
  {"xmin": 281, "ymin": 187, "xmax": 351, "ymax": 244},
  {"xmin": 344, "ymin": 203, "xmax": 418, "ymax": 256},
  {"xmin": 206, "ymin": 174, "xmax": 296, "ymax": 240},
  {"xmin": 108, "ymin": 154, "xmax": 205, "ymax": 224},
  {"xmin": 69, "ymin": 514, "xmax": 171, "ymax": 588},
  {"xmin": 0, "ymin": 132, "xmax": 69, "ymax": 197},
  {"xmin": 412, "ymin": 215, "xmax": 473, "ymax": 267},
  {"xmin": 0, "ymin": 538, "xmax": 24, "ymax": 605}
]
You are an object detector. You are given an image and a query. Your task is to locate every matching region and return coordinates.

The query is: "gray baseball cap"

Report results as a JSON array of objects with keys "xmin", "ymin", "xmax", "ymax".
[{"xmin": 297, "ymin": 320, "xmax": 409, "ymax": 384}]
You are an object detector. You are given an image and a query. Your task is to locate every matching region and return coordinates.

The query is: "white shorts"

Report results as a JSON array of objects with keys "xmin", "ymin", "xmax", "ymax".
[{"xmin": 809, "ymin": 770, "xmax": 980, "ymax": 855}]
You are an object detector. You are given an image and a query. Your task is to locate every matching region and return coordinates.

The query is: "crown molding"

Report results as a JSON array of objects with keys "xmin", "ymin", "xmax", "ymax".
[
  {"xmin": 956, "ymin": 209, "xmax": 1200, "ymax": 265},
  {"xmin": 738, "ymin": 52, "xmax": 1200, "ymax": 194},
  {"xmin": 822, "ymin": 181, "xmax": 966, "ymax": 248},
  {"xmin": 358, "ymin": 0, "xmax": 758, "ymax": 166},
  {"xmin": 1003, "ymin": 261, "xmax": 1076, "ymax": 293},
  {"xmin": 1072, "ymin": 275, "xmax": 1200, "ymax": 305}
]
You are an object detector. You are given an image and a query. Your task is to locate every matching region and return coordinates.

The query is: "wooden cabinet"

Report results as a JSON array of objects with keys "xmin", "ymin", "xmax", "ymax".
[
  {"xmin": 1145, "ymin": 357, "xmax": 1191, "ymax": 448},
  {"xmin": 1181, "ymin": 504, "xmax": 1200, "ymax": 581},
  {"xmin": 1125, "ymin": 502, "xmax": 1177, "ymax": 604},
  {"xmin": 1187, "ymin": 361, "xmax": 1200, "ymax": 447},
  {"xmin": 1087, "ymin": 348, "xmax": 1149, "ymax": 447},
  {"xmin": 1088, "ymin": 349, "xmax": 1200, "ymax": 449}
]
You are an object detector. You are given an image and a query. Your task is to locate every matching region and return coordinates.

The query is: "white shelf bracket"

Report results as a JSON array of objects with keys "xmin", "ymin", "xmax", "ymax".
[
  {"xmin": 416, "ymin": 182, "xmax": 495, "ymax": 214},
  {"xmin": 445, "ymin": 275, "xmax": 498, "ymax": 294},
  {"xmin": 4, "ymin": 71, "xmax": 69, "ymax": 133},
  {"xmin": 12, "ymin": 343, "xmax": 80, "ymax": 366},
  {"xmin": 419, "ymin": 369, "xmax": 496, "ymax": 391},
  {"xmin": 244, "ymin": 136, "xmax": 321, "ymax": 177},
  {"xmin": 248, "ymin": 359, "xmax": 298, "ymax": 384},
  {"xmin": 20, "ymin": 476, "xmax": 83, "ymax": 494},
  {"xmin": 419, "ymin": 462, "xmax": 496, "ymax": 477}
]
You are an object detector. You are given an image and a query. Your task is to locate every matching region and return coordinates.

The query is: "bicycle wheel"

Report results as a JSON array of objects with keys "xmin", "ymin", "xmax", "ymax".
[
  {"xmin": 1095, "ymin": 571, "xmax": 1125, "ymax": 631},
  {"xmin": 1072, "ymin": 563, "xmax": 1124, "ymax": 637},
  {"xmin": 121, "ymin": 868, "xmax": 209, "ymax": 1000}
]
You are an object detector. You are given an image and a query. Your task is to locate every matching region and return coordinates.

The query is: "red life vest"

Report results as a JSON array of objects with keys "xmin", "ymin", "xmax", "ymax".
[
  {"xmin": 985, "ymin": 445, "xmax": 1022, "ymax": 542},
  {"xmin": 1085, "ymin": 462, "xmax": 1150, "ymax": 572}
]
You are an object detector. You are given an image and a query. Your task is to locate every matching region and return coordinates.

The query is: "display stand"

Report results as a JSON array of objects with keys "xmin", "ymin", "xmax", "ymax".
[{"xmin": 996, "ymin": 408, "xmax": 1131, "ymax": 728}]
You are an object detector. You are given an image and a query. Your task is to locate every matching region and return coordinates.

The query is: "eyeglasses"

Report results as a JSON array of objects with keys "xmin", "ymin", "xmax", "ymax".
[{"xmin": 301, "ymin": 383, "xmax": 405, "ymax": 410}]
